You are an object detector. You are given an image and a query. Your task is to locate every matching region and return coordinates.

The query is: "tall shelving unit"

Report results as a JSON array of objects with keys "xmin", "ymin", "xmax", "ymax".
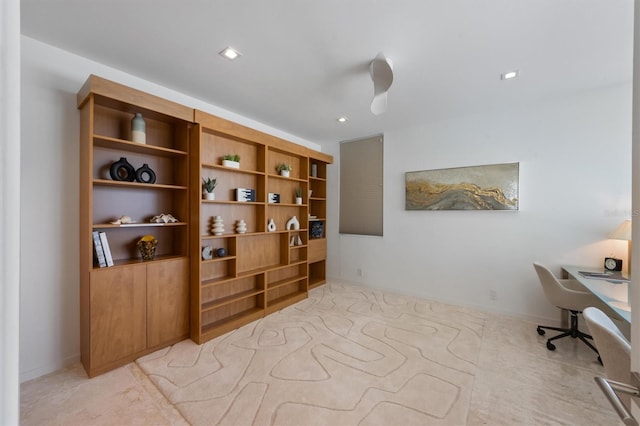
[
  {"xmin": 78, "ymin": 75, "xmax": 192, "ymax": 377},
  {"xmin": 190, "ymin": 110, "xmax": 332, "ymax": 344},
  {"xmin": 308, "ymin": 157, "xmax": 329, "ymax": 288},
  {"xmin": 79, "ymin": 75, "xmax": 333, "ymax": 372}
]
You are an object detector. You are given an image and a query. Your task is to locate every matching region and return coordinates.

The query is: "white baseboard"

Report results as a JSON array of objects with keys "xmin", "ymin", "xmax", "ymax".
[{"xmin": 20, "ymin": 353, "xmax": 80, "ymax": 383}]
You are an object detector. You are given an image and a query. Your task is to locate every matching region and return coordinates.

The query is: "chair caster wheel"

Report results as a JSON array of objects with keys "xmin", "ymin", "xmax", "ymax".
[
  {"xmin": 537, "ymin": 327, "xmax": 545, "ymax": 336},
  {"xmin": 546, "ymin": 341, "xmax": 556, "ymax": 351}
]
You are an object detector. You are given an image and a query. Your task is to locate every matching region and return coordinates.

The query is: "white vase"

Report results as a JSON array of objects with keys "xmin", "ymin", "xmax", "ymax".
[
  {"xmin": 236, "ymin": 219, "xmax": 247, "ymax": 234},
  {"xmin": 203, "ymin": 192, "xmax": 215, "ymax": 200},
  {"xmin": 295, "ymin": 197, "xmax": 303, "ymax": 205},
  {"xmin": 280, "ymin": 170, "xmax": 290, "ymax": 177},
  {"xmin": 131, "ymin": 113, "xmax": 146, "ymax": 144},
  {"xmin": 267, "ymin": 218, "xmax": 276, "ymax": 232},
  {"xmin": 286, "ymin": 215, "xmax": 300, "ymax": 230},
  {"xmin": 211, "ymin": 216, "xmax": 224, "ymax": 235}
]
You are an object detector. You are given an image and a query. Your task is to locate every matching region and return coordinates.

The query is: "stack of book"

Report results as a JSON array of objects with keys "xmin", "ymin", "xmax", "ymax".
[{"xmin": 92, "ymin": 231, "xmax": 114, "ymax": 267}]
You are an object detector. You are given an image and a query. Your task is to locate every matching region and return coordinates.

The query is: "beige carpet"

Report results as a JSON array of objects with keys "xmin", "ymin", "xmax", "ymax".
[{"xmin": 137, "ymin": 283, "xmax": 486, "ymax": 425}]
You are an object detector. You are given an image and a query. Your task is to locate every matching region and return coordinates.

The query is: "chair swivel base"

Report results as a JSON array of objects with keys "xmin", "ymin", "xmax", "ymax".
[{"xmin": 536, "ymin": 310, "xmax": 601, "ymax": 362}]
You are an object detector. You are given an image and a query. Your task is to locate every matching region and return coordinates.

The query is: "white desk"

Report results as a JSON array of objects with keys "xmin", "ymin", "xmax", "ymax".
[{"xmin": 562, "ymin": 265, "xmax": 631, "ymax": 324}]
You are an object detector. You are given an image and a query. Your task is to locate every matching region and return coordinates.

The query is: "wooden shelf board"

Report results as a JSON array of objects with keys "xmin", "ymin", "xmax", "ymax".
[
  {"xmin": 309, "ymin": 176, "xmax": 327, "ymax": 182},
  {"xmin": 91, "ymin": 254, "xmax": 186, "ymax": 271},
  {"xmin": 201, "ymin": 162, "xmax": 266, "ymax": 176},
  {"xmin": 309, "ymin": 278, "xmax": 326, "ymax": 289},
  {"xmin": 201, "ymin": 289, "xmax": 265, "ymax": 312},
  {"xmin": 238, "ymin": 264, "xmax": 288, "ymax": 278},
  {"xmin": 201, "ymin": 307, "xmax": 264, "ymax": 335},
  {"xmin": 201, "ymin": 256, "xmax": 237, "ymax": 264},
  {"xmin": 268, "ymin": 174, "xmax": 307, "ymax": 183},
  {"xmin": 268, "ymin": 203, "xmax": 308, "ymax": 207},
  {"xmin": 268, "ymin": 274, "xmax": 307, "ymax": 291},
  {"xmin": 93, "ymin": 222, "xmax": 187, "ymax": 229},
  {"xmin": 308, "ymin": 218, "xmax": 326, "ymax": 222},
  {"xmin": 289, "ymin": 244, "xmax": 308, "ymax": 250},
  {"xmin": 201, "ymin": 276, "xmax": 237, "ymax": 289},
  {"xmin": 93, "ymin": 134, "xmax": 188, "ymax": 157},
  {"xmin": 93, "ymin": 179, "xmax": 187, "ymax": 190},
  {"xmin": 202, "ymin": 200, "xmax": 264, "ymax": 206},
  {"xmin": 309, "ymin": 197, "xmax": 326, "ymax": 201},
  {"xmin": 266, "ymin": 291, "xmax": 307, "ymax": 313}
]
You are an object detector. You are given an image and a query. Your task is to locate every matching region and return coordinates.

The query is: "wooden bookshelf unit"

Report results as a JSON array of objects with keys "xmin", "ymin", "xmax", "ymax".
[{"xmin": 79, "ymin": 75, "xmax": 332, "ymax": 375}]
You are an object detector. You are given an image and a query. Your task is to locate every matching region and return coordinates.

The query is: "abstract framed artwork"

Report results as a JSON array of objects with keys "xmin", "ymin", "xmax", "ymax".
[{"xmin": 405, "ymin": 162, "xmax": 519, "ymax": 210}]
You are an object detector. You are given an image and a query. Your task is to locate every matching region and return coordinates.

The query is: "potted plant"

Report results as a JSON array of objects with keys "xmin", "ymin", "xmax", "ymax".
[
  {"xmin": 202, "ymin": 177, "xmax": 217, "ymax": 200},
  {"xmin": 276, "ymin": 163, "xmax": 292, "ymax": 177},
  {"xmin": 222, "ymin": 154, "xmax": 240, "ymax": 169},
  {"xmin": 294, "ymin": 187, "xmax": 303, "ymax": 205}
]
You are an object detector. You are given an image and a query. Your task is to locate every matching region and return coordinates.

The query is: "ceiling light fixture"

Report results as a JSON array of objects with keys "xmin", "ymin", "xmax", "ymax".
[
  {"xmin": 219, "ymin": 46, "xmax": 241, "ymax": 61},
  {"xmin": 336, "ymin": 117, "xmax": 348, "ymax": 123},
  {"xmin": 501, "ymin": 70, "xmax": 520, "ymax": 80}
]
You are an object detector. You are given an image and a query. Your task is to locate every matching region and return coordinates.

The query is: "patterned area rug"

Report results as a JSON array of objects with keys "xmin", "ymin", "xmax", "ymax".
[{"xmin": 136, "ymin": 282, "xmax": 487, "ymax": 425}]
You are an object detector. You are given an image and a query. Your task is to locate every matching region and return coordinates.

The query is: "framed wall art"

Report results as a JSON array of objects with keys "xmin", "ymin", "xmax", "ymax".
[{"xmin": 405, "ymin": 162, "xmax": 519, "ymax": 211}]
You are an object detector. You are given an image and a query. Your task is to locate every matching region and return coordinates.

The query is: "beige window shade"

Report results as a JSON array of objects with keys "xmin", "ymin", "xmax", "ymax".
[{"xmin": 340, "ymin": 135, "xmax": 383, "ymax": 236}]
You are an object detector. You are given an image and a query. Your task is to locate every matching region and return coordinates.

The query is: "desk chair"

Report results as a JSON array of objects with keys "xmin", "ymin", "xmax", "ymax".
[
  {"xmin": 583, "ymin": 306, "xmax": 631, "ymax": 408},
  {"xmin": 533, "ymin": 262, "xmax": 619, "ymax": 357}
]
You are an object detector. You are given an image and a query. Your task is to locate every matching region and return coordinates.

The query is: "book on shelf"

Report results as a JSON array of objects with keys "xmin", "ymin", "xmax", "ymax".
[
  {"xmin": 98, "ymin": 231, "xmax": 114, "ymax": 267},
  {"xmin": 92, "ymin": 231, "xmax": 107, "ymax": 268}
]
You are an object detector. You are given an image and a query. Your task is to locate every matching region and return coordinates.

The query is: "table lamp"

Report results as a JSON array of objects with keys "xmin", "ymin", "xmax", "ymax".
[{"xmin": 609, "ymin": 220, "xmax": 632, "ymax": 274}]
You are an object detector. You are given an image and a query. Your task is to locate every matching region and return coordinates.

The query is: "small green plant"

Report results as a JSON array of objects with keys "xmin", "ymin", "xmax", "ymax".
[
  {"xmin": 294, "ymin": 187, "xmax": 303, "ymax": 198},
  {"xmin": 223, "ymin": 154, "xmax": 240, "ymax": 162},
  {"xmin": 276, "ymin": 163, "xmax": 292, "ymax": 172},
  {"xmin": 202, "ymin": 177, "xmax": 217, "ymax": 193}
]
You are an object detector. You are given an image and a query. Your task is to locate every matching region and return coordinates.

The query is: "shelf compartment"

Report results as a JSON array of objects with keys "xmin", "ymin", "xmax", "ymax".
[
  {"xmin": 93, "ymin": 146, "xmax": 187, "ymax": 187},
  {"xmin": 267, "ymin": 147, "xmax": 308, "ymax": 180},
  {"xmin": 202, "ymin": 279, "xmax": 262, "ymax": 307},
  {"xmin": 200, "ymin": 128, "xmax": 266, "ymax": 174},
  {"xmin": 200, "ymin": 306, "xmax": 264, "ymax": 340},
  {"xmin": 202, "ymin": 275, "xmax": 265, "ymax": 308},
  {"xmin": 267, "ymin": 263, "xmax": 307, "ymax": 290},
  {"xmin": 94, "ymin": 135, "xmax": 188, "ymax": 157},
  {"xmin": 201, "ymin": 296, "xmax": 265, "ymax": 331},
  {"xmin": 201, "ymin": 257, "xmax": 236, "ymax": 282},
  {"xmin": 266, "ymin": 206, "xmax": 308, "ymax": 232},
  {"xmin": 93, "ymin": 185, "xmax": 188, "ymax": 226},
  {"xmin": 200, "ymin": 203, "xmax": 264, "ymax": 235},
  {"xmin": 266, "ymin": 288, "xmax": 307, "ymax": 315},
  {"xmin": 309, "ymin": 260, "xmax": 327, "ymax": 289},
  {"xmin": 91, "ymin": 103, "xmax": 190, "ymax": 152},
  {"xmin": 93, "ymin": 179, "xmax": 187, "ymax": 190},
  {"xmin": 91, "ymin": 226, "xmax": 188, "ymax": 265},
  {"xmin": 200, "ymin": 167, "xmax": 265, "ymax": 203}
]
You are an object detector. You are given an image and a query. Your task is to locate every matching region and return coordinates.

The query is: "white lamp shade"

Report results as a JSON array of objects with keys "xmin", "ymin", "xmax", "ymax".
[{"xmin": 609, "ymin": 220, "xmax": 632, "ymax": 241}]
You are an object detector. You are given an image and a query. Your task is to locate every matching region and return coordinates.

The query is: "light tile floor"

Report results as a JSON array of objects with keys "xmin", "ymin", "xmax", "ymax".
[{"xmin": 21, "ymin": 307, "xmax": 621, "ymax": 425}]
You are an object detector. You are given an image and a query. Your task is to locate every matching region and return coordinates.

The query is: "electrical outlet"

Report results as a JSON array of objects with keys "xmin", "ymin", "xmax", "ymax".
[
  {"xmin": 357, "ymin": 267, "xmax": 364, "ymax": 277},
  {"xmin": 490, "ymin": 289, "xmax": 497, "ymax": 301}
]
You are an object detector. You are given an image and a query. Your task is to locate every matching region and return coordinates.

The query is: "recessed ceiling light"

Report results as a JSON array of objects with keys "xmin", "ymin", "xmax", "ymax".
[
  {"xmin": 336, "ymin": 117, "xmax": 348, "ymax": 123},
  {"xmin": 501, "ymin": 70, "xmax": 520, "ymax": 80},
  {"xmin": 219, "ymin": 46, "xmax": 241, "ymax": 61}
]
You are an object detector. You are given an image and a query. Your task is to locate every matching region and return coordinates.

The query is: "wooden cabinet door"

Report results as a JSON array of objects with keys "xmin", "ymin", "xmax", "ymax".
[
  {"xmin": 146, "ymin": 258, "xmax": 189, "ymax": 348},
  {"xmin": 90, "ymin": 265, "xmax": 146, "ymax": 368}
]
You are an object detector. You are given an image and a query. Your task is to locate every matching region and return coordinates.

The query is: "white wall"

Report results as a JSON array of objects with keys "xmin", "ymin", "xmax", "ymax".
[
  {"xmin": 2, "ymin": 0, "xmax": 21, "ymax": 422},
  {"xmin": 19, "ymin": 36, "xmax": 320, "ymax": 382},
  {"xmin": 326, "ymin": 84, "xmax": 632, "ymax": 323}
]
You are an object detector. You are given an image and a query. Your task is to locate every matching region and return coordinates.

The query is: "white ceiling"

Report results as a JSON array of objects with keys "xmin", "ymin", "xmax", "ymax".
[{"xmin": 21, "ymin": 0, "xmax": 634, "ymax": 145}]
